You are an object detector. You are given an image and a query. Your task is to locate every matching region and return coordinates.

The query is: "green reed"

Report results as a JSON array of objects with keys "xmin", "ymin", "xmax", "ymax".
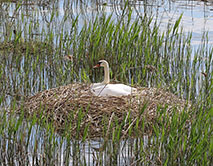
[
  {"xmin": 0, "ymin": 1, "xmax": 212, "ymax": 165},
  {"xmin": 0, "ymin": 101, "xmax": 212, "ymax": 165},
  {"xmin": 1, "ymin": 10, "xmax": 212, "ymax": 104}
]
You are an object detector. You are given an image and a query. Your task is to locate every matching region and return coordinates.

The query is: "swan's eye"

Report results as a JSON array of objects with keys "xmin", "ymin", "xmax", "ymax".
[{"xmin": 93, "ymin": 62, "xmax": 102, "ymax": 68}]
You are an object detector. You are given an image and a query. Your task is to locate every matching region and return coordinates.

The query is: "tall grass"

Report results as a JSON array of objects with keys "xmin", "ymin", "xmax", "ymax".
[
  {"xmin": 0, "ymin": 0, "xmax": 212, "ymax": 165},
  {"xmin": 0, "ymin": 100, "xmax": 211, "ymax": 165}
]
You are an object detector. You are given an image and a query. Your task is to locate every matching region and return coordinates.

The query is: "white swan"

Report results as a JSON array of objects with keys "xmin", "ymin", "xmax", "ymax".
[{"xmin": 91, "ymin": 60, "xmax": 137, "ymax": 97}]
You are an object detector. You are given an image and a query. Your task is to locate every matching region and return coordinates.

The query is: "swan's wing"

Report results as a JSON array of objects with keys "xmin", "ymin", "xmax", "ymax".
[
  {"xmin": 91, "ymin": 84, "xmax": 137, "ymax": 97},
  {"xmin": 90, "ymin": 84, "xmax": 109, "ymax": 96},
  {"xmin": 112, "ymin": 84, "xmax": 137, "ymax": 93},
  {"xmin": 91, "ymin": 83, "xmax": 103, "ymax": 88}
]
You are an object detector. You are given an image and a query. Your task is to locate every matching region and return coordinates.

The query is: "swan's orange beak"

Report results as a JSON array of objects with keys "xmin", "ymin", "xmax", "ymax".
[{"xmin": 93, "ymin": 64, "xmax": 100, "ymax": 68}]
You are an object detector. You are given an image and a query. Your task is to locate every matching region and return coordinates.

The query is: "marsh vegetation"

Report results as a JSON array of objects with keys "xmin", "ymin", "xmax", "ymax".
[{"xmin": 0, "ymin": 0, "xmax": 212, "ymax": 165}]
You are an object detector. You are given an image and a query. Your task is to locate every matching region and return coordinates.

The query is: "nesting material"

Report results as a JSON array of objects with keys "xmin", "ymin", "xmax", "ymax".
[{"xmin": 18, "ymin": 84, "xmax": 188, "ymax": 138}]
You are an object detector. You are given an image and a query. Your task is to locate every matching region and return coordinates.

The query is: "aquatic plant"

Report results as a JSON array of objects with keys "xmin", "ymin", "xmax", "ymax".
[{"xmin": 0, "ymin": 0, "xmax": 212, "ymax": 165}]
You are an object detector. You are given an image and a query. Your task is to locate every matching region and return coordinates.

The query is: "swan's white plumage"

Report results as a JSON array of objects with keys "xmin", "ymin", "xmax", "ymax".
[
  {"xmin": 91, "ymin": 60, "xmax": 137, "ymax": 97},
  {"xmin": 91, "ymin": 83, "xmax": 137, "ymax": 97}
]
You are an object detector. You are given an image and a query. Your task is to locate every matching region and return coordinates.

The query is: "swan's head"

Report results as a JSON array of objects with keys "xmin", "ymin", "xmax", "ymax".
[
  {"xmin": 93, "ymin": 60, "xmax": 110, "ymax": 84},
  {"xmin": 93, "ymin": 60, "xmax": 109, "ymax": 68}
]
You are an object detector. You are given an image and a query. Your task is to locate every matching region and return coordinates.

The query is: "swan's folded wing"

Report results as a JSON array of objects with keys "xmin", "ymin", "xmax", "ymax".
[{"xmin": 91, "ymin": 84, "xmax": 137, "ymax": 97}]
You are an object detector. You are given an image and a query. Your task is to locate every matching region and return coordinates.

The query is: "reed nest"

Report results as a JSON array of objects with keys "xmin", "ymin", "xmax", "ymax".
[{"xmin": 18, "ymin": 84, "xmax": 188, "ymax": 138}]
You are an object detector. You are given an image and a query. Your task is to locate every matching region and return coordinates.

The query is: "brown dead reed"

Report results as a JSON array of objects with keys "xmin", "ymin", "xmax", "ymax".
[{"xmin": 17, "ymin": 84, "xmax": 188, "ymax": 138}]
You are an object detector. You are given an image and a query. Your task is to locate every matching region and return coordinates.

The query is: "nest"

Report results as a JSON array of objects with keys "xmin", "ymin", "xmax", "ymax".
[{"xmin": 17, "ymin": 84, "xmax": 188, "ymax": 138}]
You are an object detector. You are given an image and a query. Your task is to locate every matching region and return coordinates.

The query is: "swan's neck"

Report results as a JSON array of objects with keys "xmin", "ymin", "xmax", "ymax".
[{"xmin": 103, "ymin": 64, "xmax": 110, "ymax": 84}]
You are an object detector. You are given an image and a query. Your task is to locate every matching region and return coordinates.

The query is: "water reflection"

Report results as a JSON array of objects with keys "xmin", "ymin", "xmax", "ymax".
[
  {"xmin": 0, "ymin": 0, "xmax": 213, "ymax": 44},
  {"xmin": 0, "ymin": 1, "xmax": 212, "ymax": 165},
  {"xmin": 2, "ymin": 122, "xmax": 150, "ymax": 166}
]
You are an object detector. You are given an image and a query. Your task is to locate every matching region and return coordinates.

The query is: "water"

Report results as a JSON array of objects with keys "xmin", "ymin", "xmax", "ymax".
[
  {"xmin": 0, "ymin": 0, "xmax": 212, "ymax": 111},
  {"xmin": 1, "ymin": 0, "xmax": 213, "ymax": 45},
  {"xmin": 0, "ymin": 1, "xmax": 212, "ymax": 165}
]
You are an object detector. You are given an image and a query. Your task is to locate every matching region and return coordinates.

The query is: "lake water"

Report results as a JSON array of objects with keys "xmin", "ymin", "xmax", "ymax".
[
  {"xmin": 0, "ymin": 1, "xmax": 212, "ymax": 165},
  {"xmin": 1, "ymin": 0, "xmax": 213, "ymax": 45}
]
